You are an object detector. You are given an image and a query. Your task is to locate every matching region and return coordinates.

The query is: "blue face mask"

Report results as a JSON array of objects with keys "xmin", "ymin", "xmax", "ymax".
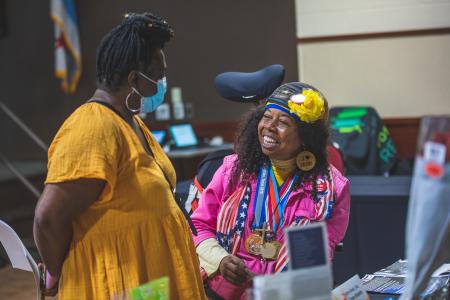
[{"xmin": 133, "ymin": 72, "xmax": 167, "ymax": 113}]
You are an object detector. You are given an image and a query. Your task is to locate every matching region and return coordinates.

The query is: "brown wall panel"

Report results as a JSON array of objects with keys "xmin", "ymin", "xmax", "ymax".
[
  {"xmin": 0, "ymin": 0, "xmax": 298, "ymax": 160},
  {"xmin": 384, "ymin": 118, "xmax": 420, "ymax": 159}
]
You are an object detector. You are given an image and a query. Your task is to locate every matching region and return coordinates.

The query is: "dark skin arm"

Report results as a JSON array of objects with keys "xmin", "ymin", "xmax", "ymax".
[{"xmin": 33, "ymin": 179, "xmax": 105, "ymax": 294}]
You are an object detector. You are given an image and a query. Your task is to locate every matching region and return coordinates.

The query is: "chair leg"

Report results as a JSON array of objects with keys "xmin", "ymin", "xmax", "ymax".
[{"xmin": 26, "ymin": 254, "xmax": 45, "ymax": 300}]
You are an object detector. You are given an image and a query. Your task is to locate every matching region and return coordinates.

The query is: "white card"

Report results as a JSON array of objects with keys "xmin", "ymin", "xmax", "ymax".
[
  {"xmin": 424, "ymin": 141, "xmax": 446, "ymax": 166},
  {"xmin": 332, "ymin": 275, "xmax": 370, "ymax": 300}
]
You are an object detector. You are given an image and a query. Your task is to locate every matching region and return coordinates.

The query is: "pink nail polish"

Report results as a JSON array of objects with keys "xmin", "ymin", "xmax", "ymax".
[{"xmin": 45, "ymin": 271, "xmax": 58, "ymax": 289}]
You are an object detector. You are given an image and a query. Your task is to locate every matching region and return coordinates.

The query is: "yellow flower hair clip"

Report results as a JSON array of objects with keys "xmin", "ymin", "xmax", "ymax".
[{"xmin": 287, "ymin": 89, "xmax": 325, "ymax": 123}]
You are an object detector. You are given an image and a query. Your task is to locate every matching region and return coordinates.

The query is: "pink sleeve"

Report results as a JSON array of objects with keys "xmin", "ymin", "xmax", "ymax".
[
  {"xmin": 326, "ymin": 171, "xmax": 350, "ymax": 260},
  {"xmin": 191, "ymin": 156, "xmax": 235, "ymax": 246}
]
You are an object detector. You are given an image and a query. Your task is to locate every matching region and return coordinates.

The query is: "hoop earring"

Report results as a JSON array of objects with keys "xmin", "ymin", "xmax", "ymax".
[
  {"xmin": 125, "ymin": 88, "xmax": 141, "ymax": 113},
  {"xmin": 296, "ymin": 148, "xmax": 316, "ymax": 172}
]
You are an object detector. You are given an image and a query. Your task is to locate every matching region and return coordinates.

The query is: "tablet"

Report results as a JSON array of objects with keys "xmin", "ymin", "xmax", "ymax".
[{"xmin": 168, "ymin": 124, "xmax": 199, "ymax": 148}]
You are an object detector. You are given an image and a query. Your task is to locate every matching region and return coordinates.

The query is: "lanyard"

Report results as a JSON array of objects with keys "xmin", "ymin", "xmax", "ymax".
[
  {"xmin": 253, "ymin": 165, "xmax": 270, "ymax": 229},
  {"xmin": 252, "ymin": 164, "xmax": 297, "ymax": 232}
]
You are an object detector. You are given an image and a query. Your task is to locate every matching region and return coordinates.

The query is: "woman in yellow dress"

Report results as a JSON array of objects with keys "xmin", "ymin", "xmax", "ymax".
[{"xmin": 33, "ymin": 12, "xmax": 206, "ymax": 300}]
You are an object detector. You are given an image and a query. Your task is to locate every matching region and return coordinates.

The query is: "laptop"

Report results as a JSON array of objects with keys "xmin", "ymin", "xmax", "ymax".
[
  {"xmin": 151, "ymin": 130, "xmax": 167, "ymax": 145},
  {"xmin": 168, "ymin": 124, "xmax": 199, "ymax": 148}
]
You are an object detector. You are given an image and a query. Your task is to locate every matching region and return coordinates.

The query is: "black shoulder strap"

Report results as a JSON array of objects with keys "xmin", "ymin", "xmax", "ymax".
[{"xmin": 88, "ymin": 100, "xmax": 126, "ymax": 121}]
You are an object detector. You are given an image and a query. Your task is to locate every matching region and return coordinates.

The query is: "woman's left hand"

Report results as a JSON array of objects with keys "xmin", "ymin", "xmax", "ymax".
[
  {"xmin": 38, "ymin": 263, "xmax": 60, "ymax": 297},
  {"xmin": 219, "ymin": 255, "xmax": 253, "ymax": 285}
]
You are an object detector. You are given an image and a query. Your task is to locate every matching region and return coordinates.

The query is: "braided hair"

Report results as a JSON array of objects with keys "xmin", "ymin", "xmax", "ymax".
[
  {"xmin": 96, "ymin": 12, "xmax": 174, "ymax": 90},
  {"xmin": 233, "ymin": 105, "xmax": 330, "ymax": 201}
]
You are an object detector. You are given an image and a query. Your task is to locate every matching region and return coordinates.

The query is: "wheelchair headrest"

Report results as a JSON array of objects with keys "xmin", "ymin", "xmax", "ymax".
[{"xmin": 213, "ymin": 64, "xmax": 285, "ymax": 103}]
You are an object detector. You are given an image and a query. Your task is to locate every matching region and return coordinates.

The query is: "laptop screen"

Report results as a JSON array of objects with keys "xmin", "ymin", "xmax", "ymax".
[
  {"xmin": 151, "ymin": 130, "xmax": 166, "ymax": 145},
  {"xmin": 169, "ymin": 124, "xmax": 199, "ymax": 148}
]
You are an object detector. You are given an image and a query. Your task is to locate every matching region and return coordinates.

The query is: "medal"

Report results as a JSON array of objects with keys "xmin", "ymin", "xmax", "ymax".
[
  {"xmin": 259, "ymin": 223, "xmax": 281, "ymax": 260},
  {"xmin": 261, "ymin": 241, "xmax": 281, "ymax": 260},
  {"xmin": 245, "ymin": 233, "xmax": 263, "ymax": 255},
  {"xmin": 246, "ymin": 223, "xmax": 281, "ymax": 260}
]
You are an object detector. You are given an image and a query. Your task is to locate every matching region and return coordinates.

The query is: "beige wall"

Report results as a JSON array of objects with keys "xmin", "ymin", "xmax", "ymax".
[
  {"xmin": 297, "ymin": 34, "xmax": 450, "ymax": 118},
  {"xmin": 295, "ymin": 0, "xmax": 450, "ymax": 38},
  {"xmin": 296, "ymin": 0, "xmax": 450, "ymax": 118}
]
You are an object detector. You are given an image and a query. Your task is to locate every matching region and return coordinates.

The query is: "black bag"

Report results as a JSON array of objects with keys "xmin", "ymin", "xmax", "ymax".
[{"xmin": 329, "ymin": 106, "xmax": 398, "ymax": 175}]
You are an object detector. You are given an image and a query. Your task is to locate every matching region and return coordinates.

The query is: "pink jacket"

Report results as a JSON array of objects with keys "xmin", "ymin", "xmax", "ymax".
[{"xmin": 191, "ymin": 155, "xmax": 350, "ymax": 299}]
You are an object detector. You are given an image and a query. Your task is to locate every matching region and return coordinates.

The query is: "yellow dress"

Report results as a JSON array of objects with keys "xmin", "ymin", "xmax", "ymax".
[{"xmin": 45, "ymin": 103, "xmax": 206, "ymax": 300}]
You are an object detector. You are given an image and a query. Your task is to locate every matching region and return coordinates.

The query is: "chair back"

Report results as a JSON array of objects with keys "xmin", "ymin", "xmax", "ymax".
[{"xmin": 0, "ymin": 219, "xmax": 44, "ymax": 300}]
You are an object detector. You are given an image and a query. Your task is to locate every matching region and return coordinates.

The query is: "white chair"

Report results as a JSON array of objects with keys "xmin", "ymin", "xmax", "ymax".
[{"xmin": 0, "ymin": 219, "xmax": 44, "ymax": 300}]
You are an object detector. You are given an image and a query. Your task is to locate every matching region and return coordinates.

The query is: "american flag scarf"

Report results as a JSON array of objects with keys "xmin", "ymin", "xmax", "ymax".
[{"xmin": 216, "ymin": 185, "xmax": 252, "ymax": 254}]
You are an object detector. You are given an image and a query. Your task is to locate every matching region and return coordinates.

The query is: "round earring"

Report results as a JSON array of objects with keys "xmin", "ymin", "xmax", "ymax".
[
  {"xmin": 125, "ymin": 88, "xmax": 141, "ymax": 113},
  {"xmin": 296, "ymin": 149, "xmax": 316, "ymax": 172}
]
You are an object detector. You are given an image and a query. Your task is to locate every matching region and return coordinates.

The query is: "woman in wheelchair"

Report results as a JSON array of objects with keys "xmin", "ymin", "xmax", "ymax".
[{"xmin": 191, "ymin": 82, "xmax": 350, "ymax": 300}]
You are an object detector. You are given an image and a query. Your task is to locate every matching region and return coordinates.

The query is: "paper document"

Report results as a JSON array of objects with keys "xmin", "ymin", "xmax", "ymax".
[
  {"xmin": 252, "ymin": 222, "xmax": 332, "ymax": 300},
  {"xmin": 254, "ymin": 269, "xmax": 331, "ymax": 300},
  {"xmin": 362, "ymin": 275, "xmax": 449, "ymax": 296},
  {"xmin": 362, "ymin": 259, "xmax": 450, "ymax": 297}
]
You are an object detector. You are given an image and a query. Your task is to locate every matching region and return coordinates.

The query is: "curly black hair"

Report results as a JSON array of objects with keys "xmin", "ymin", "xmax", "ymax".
[
  {"xmin": 96, "ymin": 12, "xmax": 174, "ymax": 90},
  {"xmin": 233, "ymin": 105, "xmax": 330, "ymax": 201}
]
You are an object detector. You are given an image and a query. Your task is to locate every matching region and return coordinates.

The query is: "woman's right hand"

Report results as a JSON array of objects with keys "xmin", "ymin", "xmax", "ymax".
[{"xmin": 219, "ymin": 255, "xmax": 253, "ymax": 285}]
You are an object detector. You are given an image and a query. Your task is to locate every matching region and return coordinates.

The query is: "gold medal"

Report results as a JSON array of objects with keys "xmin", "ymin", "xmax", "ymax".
[
  {"xmin": 261, "ymin": 241, "xmax": 281, "ymax": 260},
  {"xmin": 245, "ymin": 233, "xmax": 263, "ymax": 255},
  {"xmin": 246, "ymin": 223, "xmax": 281, "ymax": 260}
]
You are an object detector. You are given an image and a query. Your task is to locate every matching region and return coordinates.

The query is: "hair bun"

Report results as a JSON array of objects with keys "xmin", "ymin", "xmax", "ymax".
[{"xmin": 123, "ymin": 12, "xmax": 174, "ymax": 36}]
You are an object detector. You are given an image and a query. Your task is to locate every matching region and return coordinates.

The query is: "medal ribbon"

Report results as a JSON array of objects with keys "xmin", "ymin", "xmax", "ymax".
[
  {"xmin": 253, "ymin": 164, "xmax": 297, "ymax": 232},
  {"xmin": 268, "ymin": 168, "xmax": 297, "ymax": 232},
  {"xmin": 253, "ymin": 165, "xmax": 269, "ymax": 229}
]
